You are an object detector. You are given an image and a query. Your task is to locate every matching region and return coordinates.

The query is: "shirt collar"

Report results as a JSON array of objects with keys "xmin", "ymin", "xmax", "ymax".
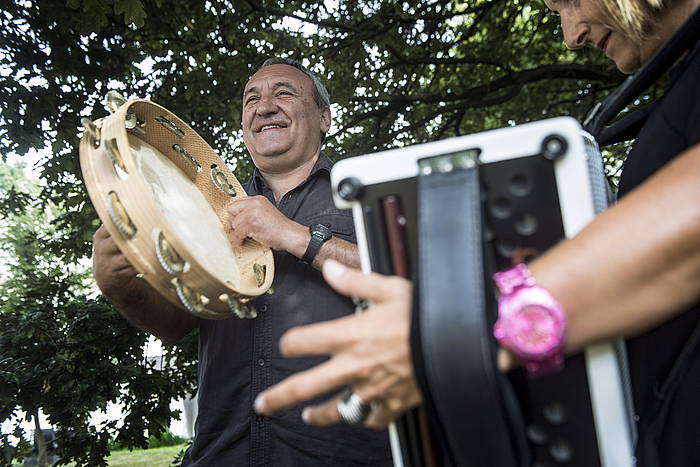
[{"xmin": 251, "ymin": 153, "xmax": 333, "ymax": 193}]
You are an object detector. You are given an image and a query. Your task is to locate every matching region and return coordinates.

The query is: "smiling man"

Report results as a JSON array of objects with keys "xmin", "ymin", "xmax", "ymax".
[
  {"xmin": 183, "ymin": 58, "xmax": 392, "ymax": 466},
  {"xmin": 91, "ymin": 57, "xmax": 392, "ymax": 467}
]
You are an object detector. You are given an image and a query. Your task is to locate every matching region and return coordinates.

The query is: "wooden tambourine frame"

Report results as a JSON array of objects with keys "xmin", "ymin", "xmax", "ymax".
[{"xmin": 80, "ymin": 96, "xmax": 274, "ymax": 320}]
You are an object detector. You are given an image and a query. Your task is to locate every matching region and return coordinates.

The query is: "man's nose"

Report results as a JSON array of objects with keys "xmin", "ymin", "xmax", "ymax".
[
  {"xmin": 256, "ymin": 94, "xmax": 278, "ymax": 115},
  {"xmin": 561, "ymin": 18, "xmax": 589, "ymax": 50}
]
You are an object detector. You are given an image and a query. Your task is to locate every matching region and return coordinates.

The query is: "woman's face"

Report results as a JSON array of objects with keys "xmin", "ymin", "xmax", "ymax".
[{"xmin": 544, "ymin": 0, "xmax": 648, "ymax": 74}]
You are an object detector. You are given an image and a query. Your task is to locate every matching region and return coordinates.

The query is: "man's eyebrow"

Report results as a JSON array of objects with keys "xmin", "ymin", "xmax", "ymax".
[{"xmin": 243, "ymin": 80, "xmax": 300, "ymax": 98}]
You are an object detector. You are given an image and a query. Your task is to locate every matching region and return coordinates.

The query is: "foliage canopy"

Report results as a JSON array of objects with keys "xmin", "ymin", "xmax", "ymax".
[{"xmin": 0, "ymin": 0, "xmax": 629, "ymax": 464}]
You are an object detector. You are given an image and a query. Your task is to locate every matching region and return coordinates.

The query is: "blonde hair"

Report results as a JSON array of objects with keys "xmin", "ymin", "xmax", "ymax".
[{"xmin": 597, "ymin": 0, "xmax": 667, "ymax": 42}]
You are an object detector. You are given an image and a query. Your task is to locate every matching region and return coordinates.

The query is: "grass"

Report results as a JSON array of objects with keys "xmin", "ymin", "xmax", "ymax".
[
  {"xmin": 106, "ymin": 444, "xmax": 186, "ymax": 466},
  {"xmin": 30, "ymin": 444, "xmax": 188, "ymax": 467}
]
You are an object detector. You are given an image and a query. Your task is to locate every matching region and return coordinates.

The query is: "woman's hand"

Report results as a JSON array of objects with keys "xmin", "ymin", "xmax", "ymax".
[{"xmin": 254, "ymin": 259, "xmax": 421, "ymax": 428}]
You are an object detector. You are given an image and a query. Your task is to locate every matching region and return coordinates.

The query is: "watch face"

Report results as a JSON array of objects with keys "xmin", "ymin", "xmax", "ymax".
[
  {"xmin": 506, "ymin": 305, "xmax": 564, "ymax": 357},
  {"xmin": 311, "ymin": 223, "xmax": 331, "ymax": 240}
]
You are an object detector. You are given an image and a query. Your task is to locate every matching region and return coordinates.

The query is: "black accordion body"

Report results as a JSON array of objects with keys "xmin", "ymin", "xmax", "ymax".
[{"xmin": 330, "ymin": 117, "xmax": 636, "ymax": 467}]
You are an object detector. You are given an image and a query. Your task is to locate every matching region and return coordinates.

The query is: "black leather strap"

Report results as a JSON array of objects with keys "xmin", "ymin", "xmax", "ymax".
[{"xmin": 413, "ymin": 155, "xmax": 528, "ymax": 467}]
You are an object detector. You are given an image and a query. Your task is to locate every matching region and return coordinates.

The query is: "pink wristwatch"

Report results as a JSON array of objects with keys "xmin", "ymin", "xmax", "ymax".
[{"xmin": 493, "ymin": 263, "xmax": 566, "ymax": 376}]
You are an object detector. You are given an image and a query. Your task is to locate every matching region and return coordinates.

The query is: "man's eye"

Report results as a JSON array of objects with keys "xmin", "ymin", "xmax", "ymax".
[{"xmin": 246, "ymin": 96, "xmax": 259, "ymax": 104}]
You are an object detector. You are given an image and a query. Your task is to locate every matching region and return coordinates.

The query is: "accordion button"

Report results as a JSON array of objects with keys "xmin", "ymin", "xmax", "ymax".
[
  {"xmin": 526, "ymin": 424, "xmax": 548, "ymax": 445},
  {"xmin": 548, "ymin": 440, "xmax": 573, "ymax": 463}
]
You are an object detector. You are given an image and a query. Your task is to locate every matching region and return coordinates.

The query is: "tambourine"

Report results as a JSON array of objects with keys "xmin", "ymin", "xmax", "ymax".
[{"xmin": 79, "ymin": 92, "xmax": 274, "ymax": 320}]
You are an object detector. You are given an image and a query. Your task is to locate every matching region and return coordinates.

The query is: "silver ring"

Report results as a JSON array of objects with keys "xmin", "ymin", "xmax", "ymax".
[{"xmin": 337, "ymin": 389, "xmax": 371, "ymax": 425}]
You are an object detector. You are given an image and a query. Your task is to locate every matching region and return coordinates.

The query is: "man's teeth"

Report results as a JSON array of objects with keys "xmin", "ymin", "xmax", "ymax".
[{"xmin": 261, "ymin": 125, "xmax": 283, "ymax": 131}]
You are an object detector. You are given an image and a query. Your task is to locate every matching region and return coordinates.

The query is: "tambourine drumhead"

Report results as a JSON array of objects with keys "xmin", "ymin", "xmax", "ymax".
[{"xmin": 80, "ymin": 98, "xmax": 274, "ymax": 319}]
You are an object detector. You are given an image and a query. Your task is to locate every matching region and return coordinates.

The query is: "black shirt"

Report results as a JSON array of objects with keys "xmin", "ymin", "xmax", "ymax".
[
  {"xmin": 619, "ymin": 40, "xmax": 700, "ymax": 467},
  {"xmin": 182, "ymin": 154, "xmax": 392, "ymax": 466}
]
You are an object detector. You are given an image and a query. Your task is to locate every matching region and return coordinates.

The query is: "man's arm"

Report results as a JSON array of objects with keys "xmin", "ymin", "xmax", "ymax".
[
  {"xmin": 227, "ymin": 195, "xmax": 360, "ymax": 269},
  {"xmin": 92, "ymin": 225, "xmax": 198, "ymax": 344}
]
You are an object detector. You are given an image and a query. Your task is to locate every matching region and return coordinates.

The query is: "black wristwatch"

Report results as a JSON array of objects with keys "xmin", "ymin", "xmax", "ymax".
[{"xmin": 302, "ymin": 224, "xmax": 332, "ymax": 264}]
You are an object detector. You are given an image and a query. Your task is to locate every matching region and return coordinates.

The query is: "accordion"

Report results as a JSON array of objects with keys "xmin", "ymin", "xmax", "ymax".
[{"xmin": 330, "ymin": 117, "xmax": 636, "ymax": 467}]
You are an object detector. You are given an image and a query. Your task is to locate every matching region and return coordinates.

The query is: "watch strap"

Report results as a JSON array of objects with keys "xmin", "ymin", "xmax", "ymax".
[{"xmin": 302, "ymin": 225, "xmax": 328, "ymax": 264}]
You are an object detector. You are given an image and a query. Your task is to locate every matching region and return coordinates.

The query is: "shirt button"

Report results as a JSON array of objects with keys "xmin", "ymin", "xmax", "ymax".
[
  {"xmin": 260, "ymin": 304, "xmax": 268, "ymax": 312},
  {"xmin": 257, "ymin": 358, "xmax": 265, "ymax": 367}
]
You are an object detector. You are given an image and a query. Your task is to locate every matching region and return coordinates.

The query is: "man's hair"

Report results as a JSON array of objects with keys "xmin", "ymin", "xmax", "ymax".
[
  {"xmin": 597, "ymin": 0, "xmax": 667, "ymax": 43},
  {"xmin": 258, "ymin": 57, "xmax": 331, "ymax": 111}
]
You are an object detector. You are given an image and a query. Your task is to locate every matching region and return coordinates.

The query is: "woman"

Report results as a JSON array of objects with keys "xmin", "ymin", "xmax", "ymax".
[{"xmin": 255, "ymin": 1, "xmax": 700, "ymax": 465}]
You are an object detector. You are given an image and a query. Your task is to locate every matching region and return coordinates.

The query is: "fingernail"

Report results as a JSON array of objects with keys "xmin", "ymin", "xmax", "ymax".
[
  {"xmin": 254, "ymin": 394, "xmax": 266, "ymax": 413},
  {"xmin": 323, "ymin": 259, "xmax": 346, "ymax": 279},
  {"xmin": 301, "ymin": 407, "xmax": 312, "ymax": 424}
]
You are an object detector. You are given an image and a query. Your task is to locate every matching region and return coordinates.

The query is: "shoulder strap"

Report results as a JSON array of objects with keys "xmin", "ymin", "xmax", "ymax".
[{"xmin": 584, "ymin": 7, "xmax": 700, "ymax": 145}]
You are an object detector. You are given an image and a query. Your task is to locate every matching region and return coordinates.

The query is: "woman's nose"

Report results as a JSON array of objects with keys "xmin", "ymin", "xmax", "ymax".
[{"xmin": 562, "ymin": 19, "xmax": 589, "ymax": 50}]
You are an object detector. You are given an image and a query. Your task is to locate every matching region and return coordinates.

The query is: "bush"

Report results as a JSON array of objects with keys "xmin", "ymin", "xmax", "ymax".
[
  {"xmin": 147, "ymin": 431, "xmax": 188, "ymax": 449},
  {"xmin": 109, "ymin": 431, "xmax": 188, "ymax": 451}
]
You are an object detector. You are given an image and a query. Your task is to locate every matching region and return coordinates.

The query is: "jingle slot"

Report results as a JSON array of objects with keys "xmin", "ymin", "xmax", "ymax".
[
  {"xmin": 153, "ymin": 229, "xmax": 188, "ymax": 275},
  {"xmin": 106, "ymin": 191, "xmax": 137, "ymax": 238},
  {"xmin": 104, "ymin": 138, "xmax": 128, "ymax": 176},
  {"xmin": 155, "ymin": 115, "xmax": 185, "ymax": 138},
  {"xmin": 173, "ymin": 144, "xmax": 202, "ymax": 172},
  {"xmin": 210, "ymin": 164, "xmax": 237, "ymax": 196}
]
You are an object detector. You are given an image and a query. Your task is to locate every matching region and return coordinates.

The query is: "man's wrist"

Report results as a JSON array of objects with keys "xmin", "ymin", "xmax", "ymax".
[{"xmin": 302, "ymin": 224, "xmax": 332, "ymax": 264}]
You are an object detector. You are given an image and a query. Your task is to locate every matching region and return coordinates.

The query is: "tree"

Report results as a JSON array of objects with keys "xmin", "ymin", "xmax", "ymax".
[
  {"xmin": 0, "ymin": 0, "xmax": 627, "ymax": 256},
  {"xmin": 0, "ymin": 1, "xmax": 638, "ymax": 464},
  {"xmin": 0, "ymin": 163, "xmax": 198, "ymax": 466}
]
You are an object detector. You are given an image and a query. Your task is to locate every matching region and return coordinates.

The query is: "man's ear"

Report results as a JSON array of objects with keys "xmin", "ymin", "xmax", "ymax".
[{"xmin": 320, "ymin": 107, "xmax": 331, "ymax": 134}]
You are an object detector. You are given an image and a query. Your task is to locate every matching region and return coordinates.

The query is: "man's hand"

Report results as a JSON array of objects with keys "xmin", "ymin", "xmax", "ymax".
[
  {"xmin": 92, "ymin": 225, "xmax": 142, "ymax": 301},
  {"xmin": 92, "ymin": 224, "xmax": 197, "ymax": 343},
  {"xmin": 254, "ymin": 259, "xmax": 421, "ymax": 429},
  {"xmin": 227, "ymin": 195, "xmax": 307, "ymax": 254}
]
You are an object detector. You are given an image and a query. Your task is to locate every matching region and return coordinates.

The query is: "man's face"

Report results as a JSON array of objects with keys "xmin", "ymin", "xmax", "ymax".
[{"xmin": 242, "ymin": 64, "xmax": 331, "ymax": 173}]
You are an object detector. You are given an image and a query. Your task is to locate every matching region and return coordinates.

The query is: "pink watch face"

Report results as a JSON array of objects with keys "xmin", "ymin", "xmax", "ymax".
[{"xmin": 507, "ymin": 305, "xmax": 563, "ymax": 356}]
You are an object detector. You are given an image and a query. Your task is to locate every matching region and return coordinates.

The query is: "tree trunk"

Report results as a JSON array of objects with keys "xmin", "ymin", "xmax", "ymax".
[{"xmin": 33, "ymin": 409, "xmax": 48, "ymax": 467}]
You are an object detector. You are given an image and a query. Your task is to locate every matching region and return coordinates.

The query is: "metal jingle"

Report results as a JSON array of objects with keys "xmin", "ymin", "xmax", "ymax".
[
  {"xmin": 172, "ymin": 277, "xmax": 212, "ymax": 315},
  {"xmin": 210, "ymin": 165, "xmax": 237, "ymax": 196},
  {"xmin": 218, "ymin": 293, "xmax": 257, "ymax": 319},
  {"xmin": 105, "ymin": 91, "xmax": 139, "ymax": 129},
  {"xmin": 253, "ymin": 263, "xmax": 267, "ymax": 287},
  {"xmin": 105, "ymin": 90, "xmax": 127, "ymax": 113},
  {"xmin": 106, "ymin": 191, "xmax": 137, "ymax": 238},
  {"xmin": 172, "ymin": 144, "xmax": 202, "ymax": 172},
  {"xmin": 124, "ymin": 112, "xmax": 138, "ymax": 129},
  {"xmin": 155, "ymin": 115, "xmax": 185, "ymax": 138},
  {"xmin": 233, "ymin": 300, "xmax": 257, "ymax": 319},
  {"xmin": 154, "ymin": 230, "xmax": 187, "ymax": 275},
  {"xmin": 103, "ymin": 138, "xmax": 128, "ymax": 174},
  {"xmin": 81, "ymin": 117, "xmax": 101, "ymax": 148}
]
